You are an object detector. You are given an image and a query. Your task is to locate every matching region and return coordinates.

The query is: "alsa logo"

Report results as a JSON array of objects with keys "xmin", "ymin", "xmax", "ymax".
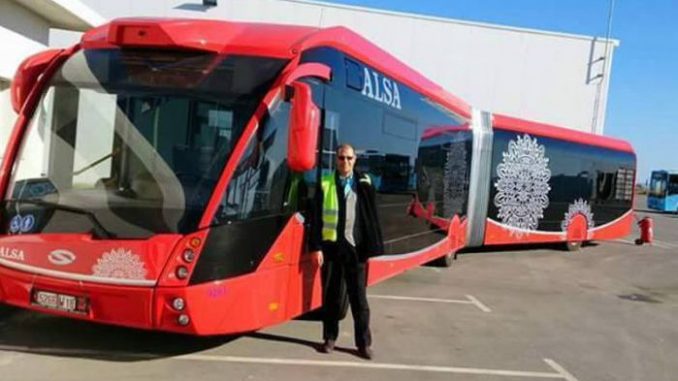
[
  {"xmin": 361, "ymin": 67, "xmax": 402, "ymax": 110},
  {"xmin": 0, "ymin": 246, "xmax": 25, "ymax": 261},
  {"xmin": 48, "ymin": 249, "xmax": 76, "ymax": 266}
]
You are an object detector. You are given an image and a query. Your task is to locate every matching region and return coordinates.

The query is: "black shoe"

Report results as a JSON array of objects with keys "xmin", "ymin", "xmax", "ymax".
[
  {"xmin": 358, "ymin": 346, "xmax": 373, "ymax": 360},
  {"xmin": 320, "ymin": 340, "xmax": 335, "ymax": 353}
]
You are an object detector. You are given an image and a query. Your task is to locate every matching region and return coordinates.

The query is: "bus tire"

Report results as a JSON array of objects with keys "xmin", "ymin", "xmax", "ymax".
[
  {"xmin": 564, "ymin": 241, "xmax": 582, "ymax": 251},
  {"xmin": 428, "ymin": 252, "xmax": 454, "ymax": 267}
]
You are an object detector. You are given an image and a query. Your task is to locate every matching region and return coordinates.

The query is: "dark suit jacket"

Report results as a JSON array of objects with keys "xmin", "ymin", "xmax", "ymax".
[{"xmin": 309, "ymin": 170, "xmax": 384, "ymax": 262}]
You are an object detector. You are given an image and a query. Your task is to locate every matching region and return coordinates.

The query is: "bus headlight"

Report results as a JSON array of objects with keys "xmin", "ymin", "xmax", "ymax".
[
  {"xmin": 172, "ymin": 297, "xmax": 186, "ymax": 311},
  {"xmin": 182, "ymin": 249, "xmax": 195, "ymax": 263},
  {"xmin": 189, "ymin": 237, "xmax": 202, "ymax": 248},
  {"xmin": 177, "ymin": 314, "xmax": 190, "ymax": 326},
  {"xmin": 176, "ymin": 266, "xmax": 189, "ymax": 280}
]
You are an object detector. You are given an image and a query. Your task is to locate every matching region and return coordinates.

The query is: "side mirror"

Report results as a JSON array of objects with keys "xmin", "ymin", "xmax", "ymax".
[
  {"xmin": 11, "ymin": 49, "xmax": 62, "ymax": 113},
  {"xmin": 284, "ymin": 62, "xmax": 331, "ymax": 172},
  {"xmin": 288, "ymin": 81, "xmax": 320, "ymax": 172}
]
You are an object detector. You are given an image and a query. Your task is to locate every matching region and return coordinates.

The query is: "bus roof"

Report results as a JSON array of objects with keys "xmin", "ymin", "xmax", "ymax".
[
  {"xmin": 80, "ymin": 18, "xmax": 472, "ymax": 118},
  {"xmin": 493, "ymin": 114, "xmax": 635, "ymax": 154},
  {"xmin": 79, "ymin": 18, "xmax": 634, "ymax": 152}
]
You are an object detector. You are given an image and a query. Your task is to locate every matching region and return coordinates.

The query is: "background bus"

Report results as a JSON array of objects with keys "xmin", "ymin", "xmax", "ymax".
[{"xmin": 648, "ymin": 170, "xmax": 678, "ymax": 212}]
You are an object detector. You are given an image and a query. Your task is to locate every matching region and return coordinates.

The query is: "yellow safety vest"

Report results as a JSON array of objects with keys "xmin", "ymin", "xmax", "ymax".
[
  {"xmin": 321, "ymin": 173, "xmax": 339, "ymax": 242},
  {"xmin": 320, "ymin": 172, "xmax": 371, "ymax": 242},
  {"xmin": 285, "ymin": 174, "xmax": 302, "ymax": 210}
]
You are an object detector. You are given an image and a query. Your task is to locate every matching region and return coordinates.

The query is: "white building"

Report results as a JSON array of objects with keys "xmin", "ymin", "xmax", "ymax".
[
  {"xmin": 76, "ymin": 0, "xmax": 618, "ymax": 135},
  {"xmin": 0, "ymin": 0, "xmax": 104, "ymax": 161},
  {"xmin": 1, "ymin": 0, "xmax": 618, "ymax": 157}
]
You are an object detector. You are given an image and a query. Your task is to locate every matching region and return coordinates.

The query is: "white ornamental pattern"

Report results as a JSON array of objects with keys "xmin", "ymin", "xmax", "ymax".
[
  {"xmin": 443, "ymin": 141, "xmax": 468, "ymax": 218},
  {"xmin": 561, "ymin": 198, "xmax": 595, "ymax": 231},
  {"xmin": 494, "ymin": 134, "xmax": 551, "ymax": 231},
  {"xmin": 92, "ymin": 248, "xmax": 148, "ymax": 280}
]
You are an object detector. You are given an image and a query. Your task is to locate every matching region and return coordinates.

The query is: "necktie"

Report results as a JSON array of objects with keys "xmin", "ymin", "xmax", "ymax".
[{"xmin": 343, "ymin": 177, "xmax": 352, "ymax": 197}]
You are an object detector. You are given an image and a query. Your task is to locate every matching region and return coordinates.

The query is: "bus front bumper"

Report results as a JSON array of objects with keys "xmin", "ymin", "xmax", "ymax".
[{"xmin": 0, "ymin": 264, "xmax": 157, "ymax": 330}]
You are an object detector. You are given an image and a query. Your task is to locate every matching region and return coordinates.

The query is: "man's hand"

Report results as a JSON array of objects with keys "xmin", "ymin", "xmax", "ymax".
[{"xmin": 311, "ymin": 250, "xmax": 324, "ymax": 267}]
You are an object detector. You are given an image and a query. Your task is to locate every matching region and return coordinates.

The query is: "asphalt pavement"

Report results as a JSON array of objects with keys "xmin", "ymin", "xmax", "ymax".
[{"xmin": 1, "ymin": 195, "xmax": 677, "ymax": 381}]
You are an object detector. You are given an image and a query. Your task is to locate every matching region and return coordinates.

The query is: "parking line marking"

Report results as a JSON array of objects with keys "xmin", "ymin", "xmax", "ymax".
[
  {"xmin": 543, "ymin": 358, "xmax": 580, "ymax": 381},
  {"xmin": 653, "ymin": 240, "xmax": 678, "ymax": 249},
  {"xmin": 175, "ymin": 354, "xmax": 565, "ymax": 378},
  {"xmin": 466, "ymin": 294, "xmax": 492, "ymax": 312},
  {"xmin": 369, "ymin": 294, "xmax": 492, "ymax": 313},
  {"xmin": 652, "ymin": 242, "xmax": 673, "ymax": 250},
  {"xmin": 613, "ymin": 239, "xmax": 675, "ymax": 250},
  {"xmin": 0, "ymin": 344, "xmax": 576, "ymax": 379},
  {"xmin": 369, "ymin": 294, "xmax": 473, "ymax": 304},
  {"xmin": 0, "ymin": 344, "xmax": 155, "ymax": 360}
]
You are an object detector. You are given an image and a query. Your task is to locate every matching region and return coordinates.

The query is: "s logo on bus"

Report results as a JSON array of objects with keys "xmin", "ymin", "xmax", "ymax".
[
  {"xmin": 9, "ymin": 214, "xmax": 35, "ymax": 234},
  {"xmin": 48, "ymin": 249, "xmax": 77, "ymax": 266}
]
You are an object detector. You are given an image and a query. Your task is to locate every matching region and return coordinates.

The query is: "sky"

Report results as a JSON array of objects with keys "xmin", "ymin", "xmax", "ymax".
[{"xmin": 323, "ymin": 0, "xmax": 678, "ymax": 183}]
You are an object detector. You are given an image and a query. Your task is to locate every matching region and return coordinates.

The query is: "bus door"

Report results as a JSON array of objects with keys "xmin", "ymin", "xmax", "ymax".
[{"xmin": 277, "ymin": 77, "xmax": 326, "ymax": 316}]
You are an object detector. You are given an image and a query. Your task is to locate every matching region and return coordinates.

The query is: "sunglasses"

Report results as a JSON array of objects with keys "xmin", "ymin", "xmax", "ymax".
[{"xmin": 337, "ymin": 155, "xmax": 354, "ymax": 161}]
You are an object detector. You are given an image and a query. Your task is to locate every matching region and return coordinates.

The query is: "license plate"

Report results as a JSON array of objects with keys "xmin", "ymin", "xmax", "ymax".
[{"xmin": 32, "ymin": 290, "xmax": 88, "ymax": 314}]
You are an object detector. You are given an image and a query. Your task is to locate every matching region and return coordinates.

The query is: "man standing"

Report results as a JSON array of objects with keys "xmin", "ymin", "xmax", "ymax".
[{"xmin": 310, "ymin": 144, "xmax": 384, "ymax": 360}]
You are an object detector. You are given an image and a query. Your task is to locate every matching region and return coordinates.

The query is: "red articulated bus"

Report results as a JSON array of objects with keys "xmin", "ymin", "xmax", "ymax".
[{"xmin": 0, "ymin": 18, "xmax": 636, "ymax": 335}]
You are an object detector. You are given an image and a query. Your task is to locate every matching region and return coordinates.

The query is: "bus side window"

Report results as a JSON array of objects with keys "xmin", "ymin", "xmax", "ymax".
[
  {"xmin": 669, "ymin": 175, "xmax": 678, "ymax": 195},
  {"xmin": 345, "ymin": 58, "xmax": 363, "ymax": 91},
  {"xmin": 216, "ymin": 101, "xmax": 291, "ymax": 222},
  {"xmin": 614, "ymin": 168, "xmax": 635, "ymax": 201},
  {"xmin": 596, "ymin": 171, "xmax": 616, "ymax": 200}
]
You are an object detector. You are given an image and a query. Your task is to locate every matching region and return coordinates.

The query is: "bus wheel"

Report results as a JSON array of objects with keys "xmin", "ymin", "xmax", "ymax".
[
  {"xmin": 564, "ymin": 241, "xmax": 582, "ymax": 251},
  {"xmin": 429, "ymin": 252, "xmax": 454, "ymax": 267}
]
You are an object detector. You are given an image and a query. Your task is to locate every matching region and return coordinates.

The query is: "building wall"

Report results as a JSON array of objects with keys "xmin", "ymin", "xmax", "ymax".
[
  {"xmin": 0, "ymin": 80, "xmax": 14, "ymax": 165},
  {"xmin": 0, "ymin": 1, "xmax": 51, "ymax": 164},
  {"xmin": 0, "ymin": 1, "xmax": 51, "ymax": 49},
  {"xmin": 0, "ymin": 0, "xmax": 103, "ymax": 164},
  {"xmin": 78, "ymin": 0, "xmax": 617, "ymax": 134}
]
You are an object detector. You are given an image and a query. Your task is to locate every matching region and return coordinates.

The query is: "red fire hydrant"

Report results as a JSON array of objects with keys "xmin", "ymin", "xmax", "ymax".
[{"xmin": 635, "ymin": 217, "xmax": 654, "ymax": 245}]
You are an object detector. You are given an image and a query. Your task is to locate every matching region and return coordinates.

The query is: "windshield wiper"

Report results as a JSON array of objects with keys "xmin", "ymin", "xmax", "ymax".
[{"xmin": 6, "ymin": 198, "xmax": 115, "ymax": 239}]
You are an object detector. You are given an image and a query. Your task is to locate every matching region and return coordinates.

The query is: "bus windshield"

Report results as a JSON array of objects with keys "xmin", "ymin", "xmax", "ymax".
[
  {"xmin": 2, "ymin": 49, "xmax": 286, "ymax": 238},
  {"xmin": 649, "ymin": 172, "xmax": 668, "ymax": 198}
]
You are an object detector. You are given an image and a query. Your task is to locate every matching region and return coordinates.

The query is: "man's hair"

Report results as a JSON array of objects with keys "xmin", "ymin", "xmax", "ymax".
[{"xmin": 336, "ymin": 143, "xmax": 355, "ymax": 154}]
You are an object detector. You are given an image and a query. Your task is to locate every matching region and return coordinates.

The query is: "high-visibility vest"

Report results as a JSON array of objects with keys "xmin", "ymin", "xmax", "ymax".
[
  {"xmin": 285, "ymin": 174, "xmax": 302, "ymax": 210},
  {"xmin": 320, "ymin": 172, "xmax": 371, "ymax": 242},
  {"xmin": 321, "ymin": 173, "xmax": 339, "ymax": 242}
]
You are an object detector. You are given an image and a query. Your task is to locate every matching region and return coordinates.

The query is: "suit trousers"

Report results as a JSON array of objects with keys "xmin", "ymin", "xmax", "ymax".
[{"xmin": 321, "ymin": 240, "xmax": 372, "ymax": 348}]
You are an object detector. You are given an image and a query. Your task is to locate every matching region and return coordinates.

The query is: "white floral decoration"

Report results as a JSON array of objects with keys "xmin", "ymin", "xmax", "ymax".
[
  {"xmin": 494, "ymin": 134, "xmax": 551, "ymax": 232},
  {"xmin": 443, "ymin": 141, "xmax": 468, "ymax": 218},
  {"xmin": 561, "ymin": 198, "xmax": 595, "ymax": 231},
  {"xmin": 92, "ymin": 248, "xmax": 148, "ymax": 280}
]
